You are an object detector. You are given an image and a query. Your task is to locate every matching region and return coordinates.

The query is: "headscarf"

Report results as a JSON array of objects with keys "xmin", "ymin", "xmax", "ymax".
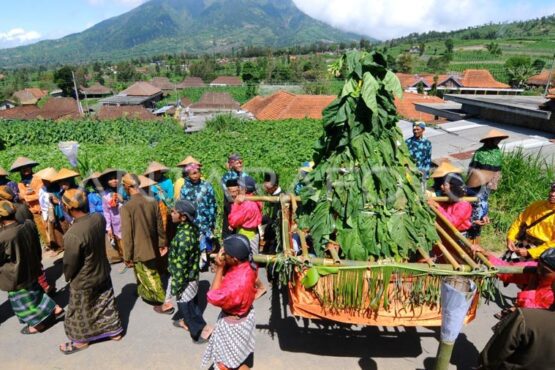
[
  {"xmin": 228, "ymin": 153, "xmax": 241, "ymax": 165},
  {"xmin": 223, "ymin": 234, "xmax": 256, "ymax": 270},
  {"xmin": 0, "ymin": 185, "xmax": 15, "ymax": 201},
  {"xmin": 174, "ymin": 199, "xmax": 196, "ymax": 221},
  {"xmin": 238, "ymin": 176, "xmax": 256, "ymax": 194},
  {"xmin": 540, "ymin": 248, "xmax": 555, "ymax": 271},
  {"xmin": 61, "ymin": 189, "xmax": 88, "ymax": 210},
  {"xmin": 0, "ymin": 200, "xmax": 16, "ymax": 218},
  {"xmin": 185, "ymin": 162, "xmax": 201, "ymax": 174},
  {"xmin": 413, "ymin": 121, "xmax": 426, "ymax": 129}
]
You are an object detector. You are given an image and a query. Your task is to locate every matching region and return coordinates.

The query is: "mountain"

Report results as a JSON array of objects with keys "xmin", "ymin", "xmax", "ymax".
[{"xmin": 0, "ymin": 0, "xmax": 363, "ymax": 68}]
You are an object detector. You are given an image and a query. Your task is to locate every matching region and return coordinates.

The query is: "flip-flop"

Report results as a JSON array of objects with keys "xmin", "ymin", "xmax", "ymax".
[
  {"xmin": 54, "ymin": 309, "xmax": 65, "ymax": 320},
  {"xmin": 153, "ymin": 306, "xmax": 175, "ymax": 315},
  {"xmin": 20, "ymin": 325, "xmax": 40, "ymax": 335},
  {"xmin": 59, "ymin": 342, "xmax": 89, "ymax": 355}
]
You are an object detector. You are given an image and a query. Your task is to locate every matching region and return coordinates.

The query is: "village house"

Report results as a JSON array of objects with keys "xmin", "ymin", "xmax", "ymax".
[
  {"xmin": 12, "ymin": 88, "xmax": 48, "ymax": 105},
  {"xmin": 242, "ymin": 91, "xmax": 335, "ymax": 120},
  {"xmin": 394, "ymin": 92, "xmax": 446, "ymax": 123},
  {"xmin": 79, "ymin": 83, "xmax": 112, "ymax": 98},
  {"xmin": 0, "ymin": 105, "xmax": 41, "ymax": 120},
  {"xmin": 99, "ymin": 81, "xmax": 163, "ymax": 108},
  {"xmin": 527, "ymin": 69, "xmax": 555, "ymax": 88},
  {"xmin": 149, "ymin": 77, "xmax": 175, "ymax": 93},
  {"xmin": 177, "ymin": 76, "xmax": 205, "ymax": 89},
  {"xmin": 36, "ymin": 97, "xmax": 82, "ymax": 120},
  {"xmin": 189, "ymin": 92, "xmax": 240, "ymax": 114},
  {"xmin": 396, "ymin": 69, "xmax": 521, "ymax": 95},
  {"xmin": 209, "ymin": 76, "xmax": 243, "ymax": 87},
  {"xmin": 96, "ymin": 105, "xmax": 161, "ymax": 121}
]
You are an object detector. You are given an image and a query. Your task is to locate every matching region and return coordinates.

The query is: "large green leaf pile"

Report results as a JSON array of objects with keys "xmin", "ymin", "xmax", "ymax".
[{"xmin": 297, "ymin": 51, "xmax": 438, "ymax": 261}]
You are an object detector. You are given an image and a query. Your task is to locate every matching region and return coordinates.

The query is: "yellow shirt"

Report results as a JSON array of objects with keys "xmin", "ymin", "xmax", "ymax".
[
  {"xmin": 507, "ymin": 200, "xmax": 555, "ymax": 259},
  {"xmin": 173, "ymin": 178, "xmax": 185, "ymax": 200}
]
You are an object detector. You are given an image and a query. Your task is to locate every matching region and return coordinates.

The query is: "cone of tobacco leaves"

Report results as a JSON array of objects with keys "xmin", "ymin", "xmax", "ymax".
[{"xmin": 297, "ymin": 50, "xmax": 439, "ymax": 261}]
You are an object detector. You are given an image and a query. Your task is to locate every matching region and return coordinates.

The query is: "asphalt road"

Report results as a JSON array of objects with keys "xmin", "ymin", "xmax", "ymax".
[{"xmin": 0, "ymin": 253, "xmax": 514, "ymax": 370}]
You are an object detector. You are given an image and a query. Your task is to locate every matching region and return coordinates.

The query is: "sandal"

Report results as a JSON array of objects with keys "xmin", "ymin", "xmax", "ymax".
[
  {"xmin": 153, "ymin": 306, "xmax": 175, "ymax": 315},
  {"xmin": 20, "ymin": 325, "xmax": 40, "ymax": 335},
  {"xmin": 110, "ymin": 334, "xmax": 123, "ymax": 341},
  {"xmin": 54, "ymin": 309, "xmax": 65, "ymax": 320},
  {"xmin": 59, "ymin": 342, "xmax": 89, "ymax": 355}
]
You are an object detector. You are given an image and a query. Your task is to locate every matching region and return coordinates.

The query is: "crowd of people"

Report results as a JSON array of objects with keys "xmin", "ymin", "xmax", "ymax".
[{"xmin": 0, "ymin": 153, "xmax": 291, "ymax": 369}]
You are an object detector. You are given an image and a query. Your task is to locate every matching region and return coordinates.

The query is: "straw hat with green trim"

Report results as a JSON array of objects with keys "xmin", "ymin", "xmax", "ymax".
[
  {"xmin": 431, "ymin": 161, "xmax": 463, "ymax": 178},
  {"xmin": 9, "ymin": 157, "xmax": 39, "ymax": 172},
  {"xmin": 177, "ymin": 156, "xmax": 201, "ymax": 168},
  {"xmin": 144, "ymin": 161, "xmax": 169, "ymax": 176}
]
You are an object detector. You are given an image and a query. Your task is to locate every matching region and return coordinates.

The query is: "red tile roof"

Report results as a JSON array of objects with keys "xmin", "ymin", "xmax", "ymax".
[
  {"xmin": 96, "ymin": 105, "xmax": 161, "ymax": 121},
  {"xmin": 548, "ymin": 88, "xmax": 555, "ymax": 99},
  {"xmin": 79, "ymin": 83, "xmax": 112, "ymax": 96},
  {"xmin": 527, "ymin": 70, "xmax": 555, "ymax": 86},
  {"xmin": 119, "ymin": 82, "xmax": 162, "ymax": 97},
  {"xmin": 37, "ymin": 97, "xmax": 82, "ymax": 120},
  {"xmin": 177, "ymin": 77, "xmax": 205, "ymax": 88},
  {"xmin": 242, "ymin": 91, "xmax": 335, "ymax": 120},
  {"xmin": 180, "ymin": 97, "xmax": 192, "ymax": 107},
  {"xmin": 394, "ymin": 92, "xmax": 445, "ymax": 123},
  {"xmin": 26, "ymin": 88, "xmax": 48, "ymax": 99},
  {"xmin": 459, "ymin": 69, "xmax": 509, "ymax": 89},
  {"xmin": 190, "ymin": 92, "xmax": 240, "ymax": 110},
  {"xmin": 210, "ymin": 76, "xmax": 243, "ymax": 86},
  {"xmin": 149, "ymin": 77, "xmax": 175, "ymax": 91},
  {"xmin": 12, "ymin": 88, "xmax": 47, "ymax": 105},
  {"xmin": 0, "ymin": 105, "xmax": 40, "ymax": 120}
]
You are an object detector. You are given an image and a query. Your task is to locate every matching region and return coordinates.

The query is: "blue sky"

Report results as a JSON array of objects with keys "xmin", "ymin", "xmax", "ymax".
[{"xmin": 1, "ymin": 0, "xmax": 555, "ymax": 49}]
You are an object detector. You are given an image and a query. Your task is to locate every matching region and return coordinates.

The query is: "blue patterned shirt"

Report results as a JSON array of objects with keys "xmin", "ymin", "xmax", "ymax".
[
  {"xmin": 405, "ymin": 136, "xmax": 432, "ymax": 175},
  {"xmin": 180, "ymin": 178, "xmax": 217, "ymax": 238}
]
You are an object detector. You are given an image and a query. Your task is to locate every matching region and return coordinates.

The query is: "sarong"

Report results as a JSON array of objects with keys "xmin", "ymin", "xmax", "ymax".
[
  {"xmin": 134, "ymin": 260, "xmax": 165, "ymax": 304},
  {"xmin": 202, "ymin": 309, "xmax": 255, "ymax": 369},
  {"xmin": 8, "ymin": 282, "xmax": 56, "ymax": 327},
  {"xmin": 64, "ymin": 280, "xmax": 123, "ymax": 343}
]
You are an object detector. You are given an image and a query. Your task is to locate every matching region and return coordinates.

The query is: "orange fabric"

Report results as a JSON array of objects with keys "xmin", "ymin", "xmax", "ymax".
[
  {"xmin": 288, "ymin": 273, "xmax": 478, "ymax": 327},
  {"xmin": 17, "ymin": 176, "xmax": 42, "ymax": 214}
]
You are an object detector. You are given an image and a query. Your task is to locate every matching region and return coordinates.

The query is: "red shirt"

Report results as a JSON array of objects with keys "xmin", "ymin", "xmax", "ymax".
[
  {"xmin": 516, "ymin": 275, "xmax": 555, "ymax": 309},
  {"xmin": 437, "ymin": 201, "xmax": 472, "ymax": 231},
  {"xmin": 228, "ymin": 200, "xmax": 262, "ymax": 230},
  {"xmin": 207, "ymin": 261, "xmax": 257, "ymax": 316}
]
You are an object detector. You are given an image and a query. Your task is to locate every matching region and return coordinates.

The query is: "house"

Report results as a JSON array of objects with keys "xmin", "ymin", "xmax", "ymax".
[
  {"xmin": 96, "ymin": 105, "xmax": 161, "ymax": 121},
  {"xmin": 149, "ymin": 77, "xmax": 175, "ymax": 93},
  {"xmin": 12, "ymin": 88, "xmax": 48, "ymax": 105},
  {"xmin": 396, "ymin": 70, "xmax": 520, "ymax": 95},
  {"xmin": 177, "ymin": 77, "xmax": 205, "ymax": 89},
  {"xmin": 209, "ymin": 76, "xmax": 243, "ymax": 87},
  {"xmin": 0, "ymin": 105, "xmax": 40, "ymax": 120},
  {"xmin": 99, "ymin": 81, "xmax": 163, "ymax": 108},
  {"xmin": 527, "ymin": 69, "xmax": 555, "ymax": 88},
  {"xmin": 180, "ymin": 97, "xmax": 192, "ymax": 108},
  {"xmin": 36, "ymin": 97, "xmax": 82, "ymax": 120},
  {"xmin": 79, "ymin": 83, "xmax": 112, "ymax": 98},
  {"xmin": 0, "ymin": 100, "xmax": 16, "ymax": 111},
  {"xmin": 394, "ymin": 93, "xmax": 445, "ymax": 123},
  {"xmin": 242, "ymin": 91, "xmax": 335, "ymax": 120},
  {"xmin": 189, "ymin": 92, "xmax": 241, "ymax": 113}
]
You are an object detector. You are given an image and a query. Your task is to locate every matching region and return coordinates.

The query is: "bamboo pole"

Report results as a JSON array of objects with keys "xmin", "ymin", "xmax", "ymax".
[
  {"xmin": 246, "ymin": 195, "xmax": 477, "ymax": 204},
  {"xmin": 435, "ymin": 222, "xmax": 479, "ymax": 270},
  {"xmin": 417, "ymin": 246, "xmax": 436, "ymax": 267},
  {"xmin": 435, "ymin": 242, "xmax": 461, "ymax": 271},
  {"xmin": 430, "ymin": 204, "xmax": 494, "ymax": 269},
  {"xmin": 431, "ymin": 196, "xmax": 477, "ymax": 202},
  {"xmin": 280, "ymin": 194, "xmax": 292, "ymax": 256},
  {"xmin": 298, "ymin": 229, "xmax": 310, "ymax": 259}
]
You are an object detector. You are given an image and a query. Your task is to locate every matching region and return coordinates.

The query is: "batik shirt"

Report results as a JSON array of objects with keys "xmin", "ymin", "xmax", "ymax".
[
  {"xmin": 469, "ymin": 146, "xmax": 502, "ymax": 171},
  {"xmin": 405, "ymin": 136, "xmax": 432, "ymax": 175},
  {"xmin": 180, "ymin": 178, "xmax": 217, "ymax": 238},
  {"xmin": 169, "ymin": 222, "xmax": 200, "ymax": 296},
  {"xmin": 221, "ymin": 170, "xmax": 248, "ymax": 188}
]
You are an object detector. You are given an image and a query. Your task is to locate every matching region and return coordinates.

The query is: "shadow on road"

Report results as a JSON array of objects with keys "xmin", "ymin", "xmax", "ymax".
[
  {"xmin": 421, "ymin": 333, "xmax": 480, "ymax": 370},
  {"xmin": 117, "ymin": 283, "xmax": 138, "ymax": 332},
  {"xmin": 0, "ymin": 299, "xmax": 14, "ymax": 325},
  {"xmin": 44, "ymin": 258, "xmax": 64, "ymax": 288}
]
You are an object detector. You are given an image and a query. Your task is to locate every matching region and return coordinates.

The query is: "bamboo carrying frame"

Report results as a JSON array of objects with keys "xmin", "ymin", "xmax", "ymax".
[{"xmin": 245, "ymin": 195, "xmax": 525, "ymax": 327}]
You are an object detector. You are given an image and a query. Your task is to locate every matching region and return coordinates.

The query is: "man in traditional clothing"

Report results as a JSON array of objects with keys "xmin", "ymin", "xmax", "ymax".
[
  {"xmin": 59, "ymin": 189, "xmax": 123, "ymax": 354},
  {"xmin": 505, "ymin": 182, "xmax": 555, "ymax": 261},
  {"xmin": 479, "ymin": 279, "xmax": 555, "ymax": 369},
  {"xmin": 405, "ymin": 121, "xmax": 432, "ymax": 181},
  {"xmin": 9, "ymin": 156, "xmax": 46, "ymax": 242},
  {"xmin": 120, "ymin": 173, "xmax": 170, "ymax": 312},
  {"xmin": 466, "ymin": 129, "xmax": 509, "ymax": 241},
  {"xmin": 221, "ymin": 154, "xmax": 248, "ymax": 239},
  {"xmin": 180, "ymin": 160, "xmax": 217, "ymax": 269},
  {"xmin": 0, "ymin": 200, "xmax": 63, "ymax": 334}
]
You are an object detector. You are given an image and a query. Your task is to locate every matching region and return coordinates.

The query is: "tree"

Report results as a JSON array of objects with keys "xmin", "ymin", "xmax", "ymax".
[
  {"xmin": 486, "ymin": 42, "xmax": 502, "ymax": 56},
  {"xmin": 396, "ymin": 53, "xmax": 414, "ymax": 73},
  {"xmin": 116, "ymin": 61, "xmax": 137, "ymax": 82},
  {"xmin": 418, "ymin": 42, "xmax": 426, "ymax": 56},
  {"xmin": 505, "ymin": 56, "xmax": 534, "ymax": 88},
  {"xmin": 444, "ymin": 39, "xmax": 454, "ymax": 54},
  {"xmin": 532, "ymin": 59, "xmax": 546, "ymax": 72},
  {"xmin": 54, "ymin": 66, "xmax": 76, "ymax": 97}
]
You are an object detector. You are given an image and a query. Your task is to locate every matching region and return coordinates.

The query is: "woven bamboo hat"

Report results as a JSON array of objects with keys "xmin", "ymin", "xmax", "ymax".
[
  {"xmin": 0, "ymin": 167, "xmax": 8, "ymax": 177},
  {"xmin": 51, "ymin": 168, "xmax": 80, "ymax": 183},
  {"xmin": 479, "ymin": 129, "xmax": 508, "ymax": 143},
  {"xmin": 82, "ymin": 171, "xmax": 101, "ymax": 183},
  {"xmin": 431, "ymin": 161, "xmax": 463, "ymax": 178},
  {"xmin": 177, "ymin": 156, "xmax": 201, "ymax": 168},
  {"xmin": 0, "ymin": 185, "xmax": 15, "ymax": 201},
  {"xmin": 144, "ymin": 161, "xmax": 169, "ymax": 175},
  {"xmin": 61, "ymin": 189, "xmax": 88, "ymax": 210},
  {"xmin": 98, "ymin": 168, "xmax": 126, "ymax": 181},
  {"xmin": 9, "ymin": 157, "xmax": 39, "ymax": 172},
  {"xmin": 0, "ymin": 200, "xmax": 16, "ymax": 217},
  {"xmin": 35, "ymin": 167, "xmax": 58, "ymax": 182},
  {"xmin": 138, "ymin": 175, "xmax": 157, "ymax": 189}
]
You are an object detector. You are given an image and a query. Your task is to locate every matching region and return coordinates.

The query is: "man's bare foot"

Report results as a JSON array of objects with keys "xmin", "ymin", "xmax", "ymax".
[
  {"xmin": 110, "ymin": 334, "xmax": 123, "ymax": 341},
  {"xmin": 173, "ymin": 319, "xmax": 189, "ymax": 331},
  {"xmin": 255, "ymin": 286, "xmax": 267, "ymax": 300},
  {"xmin": 200, "ymin": 324, "xmax": 213, "ymax": 340}
]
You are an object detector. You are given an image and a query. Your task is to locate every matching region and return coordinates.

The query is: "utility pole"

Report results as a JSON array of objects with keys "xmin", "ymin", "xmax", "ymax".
[{"xmin": 71, "ymin": 71, "xmax": 84, "ymax": 115}]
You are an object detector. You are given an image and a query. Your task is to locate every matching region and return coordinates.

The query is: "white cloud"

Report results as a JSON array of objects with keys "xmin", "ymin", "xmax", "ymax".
[
  {"xmin": 0, "ymin": 28, "xmax": 42, "ymax": 48},
  {"xmin": 292, "ymin": 0, "xmax": 555, "ymax": 40}
]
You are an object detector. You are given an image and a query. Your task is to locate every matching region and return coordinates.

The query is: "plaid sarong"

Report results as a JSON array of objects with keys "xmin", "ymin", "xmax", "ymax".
[
  {"xmin": 134, "ymin": 260, "xmax": 165, "ymax": 304},
  {"xmin": 8, "ymin": 282, "xmax": 56, "ymax": 327}
]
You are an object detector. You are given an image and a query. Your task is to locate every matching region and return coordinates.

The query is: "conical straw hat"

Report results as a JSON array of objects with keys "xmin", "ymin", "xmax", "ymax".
[
  {"xmin": 177, "ymin": 156, "xmax": 201, "ymax": 168},
  {"xmin": 82, "ymin": 171, "xmax": 101, "ymax": 183},
  {"xmin": 9, "ymin": 156, "xmax": 39, "ymax": 172},
  {"xmin": 0, "ymin": 167, "xmax": 8, "ymax": 176},
  {"xmin": 139, "ymin": 175, "xmax": 157, "ymax": 189},
  {"xmin": 480, "ymin": 129, "xmax": 508, "ymax": 143},
  {"xmin": 144, "ymin": 161, "xmax": 169, "ymax": 175},
  {"xmin": 35, "ymin": 167, "xmax": 58, "ymax": 182},
  {"xmin": 98, "ymin": 168, "xmax": 126, "ymax": 181},
  {"xmin": 51, "ymin": 168, "xmax": 80, "ymax": 183},
  {"xmin": 431, "ymin": 161, "xmax": 463, "ymax": 178}
]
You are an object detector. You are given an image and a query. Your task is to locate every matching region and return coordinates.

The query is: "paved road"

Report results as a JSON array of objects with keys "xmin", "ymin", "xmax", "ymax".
[{"xmin": 0, "ymin": 253, "xmax": 513, "ymax": 370}]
